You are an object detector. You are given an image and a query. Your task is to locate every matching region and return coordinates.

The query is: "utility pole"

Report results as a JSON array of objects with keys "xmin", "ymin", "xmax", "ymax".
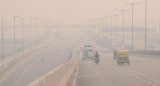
[
  {"xmin": 14, "ymin": 16, "xmax": 19, "ymax": 64},
  {"xmin": 110, "ymin": 16, "xmax": 113, "ymax": 40},
  {"xmin": 30, "ymin": 18, "xmax": 35, "ymax": 52},
  {"xmin": 114, "ymin": 15, "xmax": 118, "ymax": 49},
  {"xmin": 159, "ymin": 19, "xmax": 160, "ymax": 40},
  {"xmin": 106, "ymin": 16, "xmax": 108, "ymax": 39},
  {"xmin": 44, "ymin": 19, "xmax": 47, "ymax": 46},
  {"xmin": 35, "ymin": 19, "xmax": 38, "ymax": 46},
  {"xmin": 1, "ymin": 17, "xmax": 4, "ymax": 72},
  {"xmin": 145, "ymin": 0, "xmax": 147, "ymax": 50},
  {"xmin": 21, "ymin": 18, "xmax": 25, "ymax": 57},
  {"xmin": 30, "ymin": 18, "xmax": 32, "ymax": 52},
  {"xmin": 99, "ymin": 19, "xmax": 101, "ymax": 37},
  {"xmin": 125, "ymin": 2, "xmax": 139, "ymax": 50},
  {"xmin": 42, "ymin": 19, "xmax": 44, "ymax": 47},
  {"xmin": 102, "ymin": 17, "xmax": 105, "ymax": 38},
  {"xmin": 118, "ymin": 9, "xmax": 129, "ymax": 49}
]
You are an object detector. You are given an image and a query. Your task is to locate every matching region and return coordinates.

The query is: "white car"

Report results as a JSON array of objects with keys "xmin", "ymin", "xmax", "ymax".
[{"xmin": 82, "ymin": 44, "xmax": 94, "ymax": 60}]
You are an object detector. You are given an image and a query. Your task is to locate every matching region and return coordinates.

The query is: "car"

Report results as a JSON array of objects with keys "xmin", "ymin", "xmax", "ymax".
[{"xmin": 82, "ymin": 44, "xmax": 94, "ymax": 60}]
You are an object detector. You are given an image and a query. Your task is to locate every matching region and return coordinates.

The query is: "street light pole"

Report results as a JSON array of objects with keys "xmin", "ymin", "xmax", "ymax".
[
  {"xmin": 125, "ymin": 2, "xmax": 139, "ymax": 50},
  {"xmin": 110, "ymin": 16, "xmax": 113, "ymax": 40},
  {"xmin": 1, "ymin": 17, "xmax": 4, "ymax": 72},
  {"xmin": 118, "ymin": 9, "xmax": 129, "ymax": 49},
  {"xmin": 159, "ymin": 19, "xmax": 160, "ymax": 39},
  {"xmin": 30, "ymin": 18, "xmax": 32, "ymax": 52},
  {"xmin": 114, "ymin": 15, "xmax": 118, "ymax": 49},
  {"xmin": 14, "ymin": 16, "xmax": 19, "ymax": 64},
  {"xmin": 102, "ymin": 17, "xmax": 105, "ymax": 38},
  {"xmin": 35, "ymin": 19, "xmax": 38, "ymax": 46},
  {"xmin": 42, "ymin": 19, "xmax": 44, "ymax": 47},
  {"xmin": 99, "ymin": 19, "xmax": 101, "ymax": 37},
  {"xmin": 30, "ymin": 18, "xmax": 35, "ymax": 52},
  {"xmin": 21, "ymin": 18, "xmax": 25, "ymax": 57},
  {"xmin": 123, "ymin": 11, "xmax": 125, "ymax": 49},
  {"xmin": 106, "ymin": 16, "xmax": 108, "ymax": 39},
  {"xmin": 145, "ymin": 0, "xmax": 147, "ymax": 50}
]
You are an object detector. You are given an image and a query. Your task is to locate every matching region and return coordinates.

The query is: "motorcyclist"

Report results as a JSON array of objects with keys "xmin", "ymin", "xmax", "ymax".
[
  {"xmin": 94, "ymin": 51, "xmax": 100, "ymax": 64},
  {"xmin": 113, "ymin": 50, "xmax": 117, "ymax": 60}
]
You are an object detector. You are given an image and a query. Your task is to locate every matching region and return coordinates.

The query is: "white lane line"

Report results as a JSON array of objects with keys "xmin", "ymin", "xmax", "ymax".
[
  {"xmin": 10, "ymin": 61, "xmax": 35, "ymax": 86},
  {"xmin": 135, "ymin": 76, "xmax": 139, "ymax": 79},
  {"xmin": 135, "ymin": 76, "xmax": 154, "ymax": 86},
  {"xmin": 147, "ymin": 82, "xmax": 151, "ymax": 85},
  {"xmin": 138, "ymin": 77, "xmax": 142, "ymax": 80},
  {"xmin": 152, "ymin": 84, "xmax": 156, "ymax": 86}
]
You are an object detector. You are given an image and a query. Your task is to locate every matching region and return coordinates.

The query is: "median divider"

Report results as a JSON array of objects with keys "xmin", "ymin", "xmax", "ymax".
[
  {"xmin": 129, "ymin": 50, "xmax": 160, "ymax": 56},
  {"xmin": 26, "ymin": 53, "xmax": 79, "ymax": 86}
]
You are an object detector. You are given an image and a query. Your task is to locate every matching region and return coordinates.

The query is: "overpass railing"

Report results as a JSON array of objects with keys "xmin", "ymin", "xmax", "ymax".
[{"xmin": 26, "ymin": 54, "xmax": 78, "ymax": 86}]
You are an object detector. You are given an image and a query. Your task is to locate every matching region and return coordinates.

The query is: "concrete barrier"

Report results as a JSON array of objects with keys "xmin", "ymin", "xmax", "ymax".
[
  {"xmin": 26, "ymin": 55, "xmax": 78, "ymax": 86},
  {"xmin": 129, "ymin": 50, "xmax": 160, "ymax": 56}
]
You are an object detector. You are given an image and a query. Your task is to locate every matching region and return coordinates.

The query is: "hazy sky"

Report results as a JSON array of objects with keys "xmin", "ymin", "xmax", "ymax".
[{"xmin": 0, "ymin": 0, "xmax": 160, "ymax": 26}]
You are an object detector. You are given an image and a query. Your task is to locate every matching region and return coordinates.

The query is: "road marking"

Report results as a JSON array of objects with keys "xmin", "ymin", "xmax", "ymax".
[
  {"xmin": 147, "ymin": 82, "xmax": 151, "ymax": 85},
  {"xmin": 152, "ymin": 84, "xmax": 156, "ymax": 86},
  {"xmin": 102, "ymin": 53, "xmax": 159, "ymax": 86},
  {"xmin": 112, "ymin": 66, "xmax": 157, "ymax": 86},
  {"xmin": 10, "ymin": 60, "xmax": 35, "ymax": 86}
]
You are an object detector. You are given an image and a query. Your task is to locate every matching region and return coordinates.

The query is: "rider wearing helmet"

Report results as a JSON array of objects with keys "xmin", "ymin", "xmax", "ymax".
[{"xmin": 94, "ymin": 51, "xmax": 100, "ymax": 64}]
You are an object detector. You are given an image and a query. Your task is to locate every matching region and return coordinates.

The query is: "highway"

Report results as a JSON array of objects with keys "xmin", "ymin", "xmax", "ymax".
[
  {"xmin": 76, "ymin": 51, "xmax": 160, "ymax": 86},
  {"xmin": 0, "ymin": 31, "xmax": 77, "ymax": 86},
  {"xmin": 0, "ymin": 29, "xmax": 159, "ymax": 86},
  {"xmin": 0, "ymin": 0, "xmax": 160, "ymax": 86}
]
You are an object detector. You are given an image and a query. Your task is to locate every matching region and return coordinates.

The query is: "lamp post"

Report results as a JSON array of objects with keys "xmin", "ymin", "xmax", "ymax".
[
  {"xmin": 41, "ymin": 18, "xmax": 44, "ymax": 47},
  {"xmin": 159, "ymin": 19, "xmax": 160, "ymax": 40},
  {"xmin": 1, "ymin": 17, "xmax": 4, "ymax": 72},
  {"xmin": 109, "ymin": 16, "xmax": 113, "ymax": 40},
  {"xmin": 30, "ymin": 18, "xmax": 35, "ymax": 52},
  {"xmin": 114, "ymin": 15, "xmax": 118, "ymax": 49},
  {"xmin": 34, "ymin": 18, "xmax": 39, "ymax": 46},
  {"xmin": 145, "ymin": 0, "xmax": 147, "ymax": 50},
  {"xmin": 99, "ymin": 19, "xmax": 101, "ymax": 37},
  {"xmin": 105, "ymin": 16, "xmax": 108, "ymax": 39},
  {"xmin": 102, "ymin": 17, "xmax": 105, "ymax": 38},
  {"xmin": 125, "ymin": 2, "xmax": 139, "ymax": 50},
  {"xmin": 21, "ymin": 18, "xmax": 25, "ymax": 57},
  {"xmin": 118, "ymin": 9, "xmax": 129, "ymax": 49},
  {"xmin": 30, "ymin": 18, "xmax": 32, "ymax": 52},
  {"xmin": 14, "ymin": 16, "xmax": 19, "ymax": 64}
]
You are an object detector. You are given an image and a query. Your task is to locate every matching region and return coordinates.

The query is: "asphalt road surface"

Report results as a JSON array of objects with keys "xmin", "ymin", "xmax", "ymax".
[
  {"xmin": 0, "ymin": 38, "xmax": 72, "ymax": 86},
  {"xmin": 76, "ymin": 52, "xmax": 160, "ymax": 86}
]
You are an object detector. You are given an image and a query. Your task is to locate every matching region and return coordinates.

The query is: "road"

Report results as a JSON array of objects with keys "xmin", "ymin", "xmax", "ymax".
[
  {"xmin": 0, "ymin": 30, "xmax": 78, "ymax": 86},
  {"xmin": 76, "ymin": 52, "xmax": 160, "ymax": 86},
  {"xmin": 0, "ymin": 28, "xmax": 86, "ymax": 86},
  {"xmin": 0, "ymin": 28, "xmax": 159, "ymax": 86},
  {"xmin": 0, "ymin": 42, "xmax": 70, "ymax": 86}
]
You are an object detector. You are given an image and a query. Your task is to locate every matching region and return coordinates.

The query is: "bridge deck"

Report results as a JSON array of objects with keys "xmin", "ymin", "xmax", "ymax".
[{"xmin": 76, "ymin": 53, "xmax": 160, "ymax": 86}]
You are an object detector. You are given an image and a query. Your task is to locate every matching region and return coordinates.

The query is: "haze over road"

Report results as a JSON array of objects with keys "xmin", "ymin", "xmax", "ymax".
[
  {"xmin": 0, "ymin": 29, "xmax": 82, "ymax": 86},
  {"xmin": 77, "ymin": 50, "xmax": 160, "ymax": 86}
]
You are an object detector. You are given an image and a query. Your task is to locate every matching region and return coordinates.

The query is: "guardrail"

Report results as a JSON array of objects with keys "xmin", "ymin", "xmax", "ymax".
[{"xmin": 26, "ymin": 54, "xmax": 78, "ymax": 86}]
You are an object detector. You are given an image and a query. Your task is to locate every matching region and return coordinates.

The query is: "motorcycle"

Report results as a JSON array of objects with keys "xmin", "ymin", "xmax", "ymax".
[{"xmin": 94, "ymin": 57, "xmax": 100, "ymax": 65}]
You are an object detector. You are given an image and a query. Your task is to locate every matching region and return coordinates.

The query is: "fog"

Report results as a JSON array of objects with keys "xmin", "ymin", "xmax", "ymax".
[
  {"xmin": 0, "ymin": 0, "xmax": 160, "ymax": 24},
  {"xmin": 0, "ymin": 0, "xmax": 160, "ymax": 86}
]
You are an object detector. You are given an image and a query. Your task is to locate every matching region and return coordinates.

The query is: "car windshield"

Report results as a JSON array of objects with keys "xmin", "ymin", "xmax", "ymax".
[{"xmin": 84, "ymin": 45, "xmax": 92, "ymax": 47}]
